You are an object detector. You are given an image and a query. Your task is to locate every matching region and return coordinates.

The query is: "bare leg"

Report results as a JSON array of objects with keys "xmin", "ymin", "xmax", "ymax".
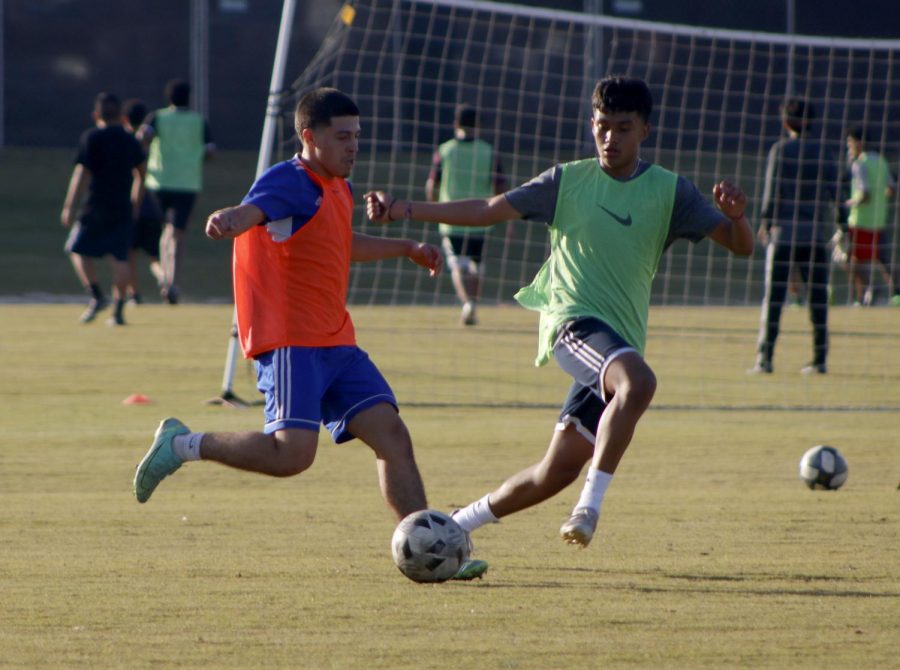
[
  {"xmin": 487, "ymin": 424, "xmax": 593, "ymax": 518},
  {"xmin": 347, "ymin": 402, "xmax": 427, "ymax": 520},
  {"xmin": 450, "ymin": 266, "xmax": 471, "ymax": 305},
  {"xmin": 169, "ymin": 227, "xmax": 187, "ymax": 291},
  {"xmin": 559, "ymin": 353, "xmax": 656, "ymax": 547},
  {"xmin": 590, "ymin": 352, "xmax": 657, "ymax": 474},
  {"xmin": 127, "ymin": 250, "xmax": 140, "ymax": 297},
  {"xmin": 111, "ymin": 259, "xmax": 130, "ymax": 301},
  {"xmin": 69, "ymin": 253, "xmax": 96, "ymax": 289},
  {"xmin": 200, "ymin": 428, "xmax": 318, "ymax": 477}
]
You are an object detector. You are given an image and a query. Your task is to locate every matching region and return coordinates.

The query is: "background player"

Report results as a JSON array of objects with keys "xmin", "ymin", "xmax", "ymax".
[
  {"xmin": 61, "ymin": 92, "xmax": 146, "ymax": 325},
  {"xmin": 425, "ymin": 104, "xmax": 506, "ymax": 325},
  {"xmin": 139, "ymin": 79, "xmax": 215, "ymax": 304},
  {"xmin": 843, "ymin": 125, "xmax": 899, "ymax": 306}
]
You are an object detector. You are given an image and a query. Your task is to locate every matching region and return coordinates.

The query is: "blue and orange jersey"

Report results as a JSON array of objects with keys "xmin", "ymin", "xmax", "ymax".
[{"xmin": 233, "ymin": 156, "xmax": 356, "ymax": 358}]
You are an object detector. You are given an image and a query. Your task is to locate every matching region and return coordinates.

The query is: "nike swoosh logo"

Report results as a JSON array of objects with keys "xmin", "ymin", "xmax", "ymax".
[{"xmin": 600, "ymin": 206, "xmax": 632, "ymax": 226}]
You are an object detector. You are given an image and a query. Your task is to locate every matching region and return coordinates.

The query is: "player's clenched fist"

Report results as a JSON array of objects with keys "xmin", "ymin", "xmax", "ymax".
[
  {"xmin": 206, "ymin": 204, "xmax": 264, "ymax": 240},
  {"xmin": 712, "ymin": 180, "xmax": 747, "ymax": 220},
  {"xmin": 365, "ymin": 191, "xmax": 394, "ymax": 223},
  {"xmin": 205, "ymin": 209, "xmax": 232, "ymax": 240}
]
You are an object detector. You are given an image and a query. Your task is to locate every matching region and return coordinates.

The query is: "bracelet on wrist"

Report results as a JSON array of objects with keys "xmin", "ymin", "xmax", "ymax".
[{"xmin": 386, "ymin": 197, "xmax": 397, "ymax": 221}]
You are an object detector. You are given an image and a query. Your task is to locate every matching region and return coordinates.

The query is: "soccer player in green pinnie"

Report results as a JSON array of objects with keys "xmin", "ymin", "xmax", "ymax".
[{"xmin": 366, "ymin": 76, "xmax": 754, "ymax": 553}]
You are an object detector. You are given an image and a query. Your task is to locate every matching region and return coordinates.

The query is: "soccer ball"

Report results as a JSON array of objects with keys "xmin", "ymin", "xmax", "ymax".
[
  {"xmin": 391, "ymin": 509, "xmax": 470, "ymax": 583},
  {"xmin": 799, "ymin": 445, "xmax": 848, "ymax": 490}
]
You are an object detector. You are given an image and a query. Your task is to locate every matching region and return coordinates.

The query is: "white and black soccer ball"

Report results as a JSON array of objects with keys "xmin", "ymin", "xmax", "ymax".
[
  {"xmin": 799, "ymin": 445, "xmax": 848, "ymax": 490},
  {"xmin": 391, "ymin": 509, "xmax": 470, "ymax": 583}
]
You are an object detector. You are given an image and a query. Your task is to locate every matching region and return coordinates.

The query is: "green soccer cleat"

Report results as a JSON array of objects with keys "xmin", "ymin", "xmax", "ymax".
[
  {"xmin": 133, "ymin": 417, "xmax": 189, "ymax": 503},
  {"xmin": 452, "ymin": 558, "xmax": 489, "ymax": 581},
  {"xmin": 560, "ymin": 507, "xmax": 599, "ymax": 548}
]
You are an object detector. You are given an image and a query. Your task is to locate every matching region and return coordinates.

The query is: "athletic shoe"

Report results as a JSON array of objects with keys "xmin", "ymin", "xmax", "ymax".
[
  {"xmin": 107, "ymin": 301, "xmax": 126, "ymax": 327},
  {"xmin": 800, "ymin": 362, "xmax": 827, "ymax": 375},
  {"xmin": 162, "ymin": 284, "xmax": 180, "ymax": 305},
  {"xmin": 80, "ymin": 296, "xmax": 109, "ymax": 323},
  {"xmin": 460, "ymin": 301, "xmax": 477, "ymax": 326},
  {"xmin": 452, "ymin": 558, "xmax": 489, "ymax": 581},
  {"xmin": 449, "ymin": 509, "xmax": 488, "ymax": 580},
  {"xmin": 133, "ymin": 417, "xmax": 189, "ymax": 503},
  {"xmin": 560, "ymin": 507, "xmax": 599, "ymax": 547},
  {"xmin": 746, "ymin": 359, "xmax": 773, "ymax": 375}
]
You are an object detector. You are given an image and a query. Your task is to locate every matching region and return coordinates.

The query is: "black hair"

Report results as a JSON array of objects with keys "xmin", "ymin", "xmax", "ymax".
[
  {"xmin": 294, "ymin": 87, "xmax": 360, "ymax": 137},
  {"xmin": 455, "ymin": 104, "xmax": 478, "ymax": 129},
  {"xmin": 846, "ymin": 125, "xmax": 866, "ymax": 143},
  {"xmin": 592, "ymin": 76, "xmax": 653, "ymax": 122},
  {"xmin": 123, "ymin": 98, "xmax": 148, "ymax": 129},
  {"xmin": 165, "ymin": 79, "xmax": 191, "ymax": 107},
  {"xmin": 94, "ymin": 92, "xmax": 122, "ymax": 123},
  {"xmin": 781, "ymin": 98, "xmax": 814, "ymax": 134}
]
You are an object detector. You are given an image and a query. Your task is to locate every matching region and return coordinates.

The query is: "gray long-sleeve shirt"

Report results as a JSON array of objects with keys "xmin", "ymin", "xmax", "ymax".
[{"xmin": 760, "ymin": 135, "xmax": 838, "ymax": 244}]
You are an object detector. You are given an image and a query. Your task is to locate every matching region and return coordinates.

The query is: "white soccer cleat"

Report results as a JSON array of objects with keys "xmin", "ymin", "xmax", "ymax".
[{"xmin": 560, "ymin": 507, "xmax": 599, "ymax": 548}]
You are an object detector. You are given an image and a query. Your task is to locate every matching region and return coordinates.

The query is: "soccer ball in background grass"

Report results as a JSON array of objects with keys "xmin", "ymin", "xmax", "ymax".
[
  {"xmin": 799, "ymin": 445, "xmax": 848, "ymax": 490},
  {"xmin": 391, "ymin": 509, "xmax": 470, "ymax": 583}
]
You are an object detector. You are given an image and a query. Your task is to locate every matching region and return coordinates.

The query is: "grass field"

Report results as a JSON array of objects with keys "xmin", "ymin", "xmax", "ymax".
[{"xmin": 1, "ymin": 304, "xmax": 897, "ymax": 669}]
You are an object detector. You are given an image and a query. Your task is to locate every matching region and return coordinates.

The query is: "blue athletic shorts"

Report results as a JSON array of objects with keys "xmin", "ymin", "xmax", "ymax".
[
  {"xmin": 552, "ymin": 317, "xmax": 638, "ymax": 441},
  {"xmin": 254, "ymin": 345, "xmax": 397, "ymax": 443}
]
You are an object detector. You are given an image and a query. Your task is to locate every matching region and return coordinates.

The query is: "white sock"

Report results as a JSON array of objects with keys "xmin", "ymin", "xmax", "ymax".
[
  {"xmin": 172, "ymin": 432, "xmax": 205, "ymax": 461},
  {"xmin": 574, "ymin": 469, "xmax": 613, "ymax": 512},
  {"xmin": 451, "ymin": 493, "xmax": 499, "ymax": 533}
]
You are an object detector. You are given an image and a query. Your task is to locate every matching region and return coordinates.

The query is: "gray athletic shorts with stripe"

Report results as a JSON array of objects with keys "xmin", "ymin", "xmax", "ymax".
[{"xmin": 552, "ymin": 316, "xmax": 638, "ymax": 442}]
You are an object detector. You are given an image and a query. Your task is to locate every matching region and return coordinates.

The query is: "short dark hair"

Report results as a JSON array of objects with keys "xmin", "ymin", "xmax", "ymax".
[
  {"xmin": 455, "ymin": 104, "xmax": 478, "ymax": 129},
  {"xmin": 592, "ymin": 76, "xmax": 653, "ymax": 121},
  {"xmin": 165, "ymin": 79, "xmax": 191, "ymax": 107},
  {"xmin": 94, "ymin": 92, "xmax": 122, "ymax": 123},
  {"xmin": 123, "ymin": 98, "xmax": 148, "ymax": 129},
  {"xmin": 781, "ymin": 98, "xmax": 814, "ymax": 133},
  {"xmin": 846, "ymin": 125, "xmax": 866, "ymax": 143},
  {"xmin": 294, "ymin": 87, "xmax": 360, "ymax": 137}
]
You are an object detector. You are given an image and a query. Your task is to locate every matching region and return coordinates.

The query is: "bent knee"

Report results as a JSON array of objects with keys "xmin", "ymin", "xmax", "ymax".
[
  {"xmin": 271, "ymin": 431, "xmax": 317, "ymax": 477},
  {"xmin": 615, "ymin": 366, "xmax": 657, "ymax": 408}
]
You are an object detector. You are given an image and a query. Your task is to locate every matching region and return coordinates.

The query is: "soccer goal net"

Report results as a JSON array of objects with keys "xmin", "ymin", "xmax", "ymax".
[{"xmin": 250, "ymin": 0, "xmax": 900, "ymax": 411}]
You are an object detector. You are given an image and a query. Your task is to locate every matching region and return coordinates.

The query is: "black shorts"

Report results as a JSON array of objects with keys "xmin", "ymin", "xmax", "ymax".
[
  {"xmin": 131, "ymin": 217, "xmax": 162, "ymax": 257},
  {"xmin": 155, "ymin": 189, "xmax": 197, "ymax": 231},
  {"xmin": 552, "ymin": 317, "xmax": 637, "ymax": 440},
  {"xmin": 442, "ymin": 234, "xmax": 485, "ymax": 265},
  {"xmin": 65, "ymin": 211, "xmax": 133, "ymax": 262}
]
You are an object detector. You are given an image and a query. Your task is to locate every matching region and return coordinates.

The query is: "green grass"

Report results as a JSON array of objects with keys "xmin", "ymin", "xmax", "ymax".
[{"xmin": 1, "ymin": 305, "xmax": 897, "ymax": 669}]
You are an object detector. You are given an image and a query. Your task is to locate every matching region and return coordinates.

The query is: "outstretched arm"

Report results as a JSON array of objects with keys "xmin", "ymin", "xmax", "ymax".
[
  {"xmin": 365, "ymin": 191, "xmax": 520, "ymax": 228},
  {"xmin": 707, "ymin": 180, "xmax": 755, "ymax": 256},
  {"xmin": 351, "ymin": 233, "xmax": 443, "ymax": 277},
  {"xmin": 205, "ymin": 203, "xmax": 266, "ymax": 240}
]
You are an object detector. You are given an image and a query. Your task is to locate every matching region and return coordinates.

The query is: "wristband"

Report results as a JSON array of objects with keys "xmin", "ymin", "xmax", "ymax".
[{"xmin": 386, "ymin": 197, "xmax": 397, "ymax": 221}]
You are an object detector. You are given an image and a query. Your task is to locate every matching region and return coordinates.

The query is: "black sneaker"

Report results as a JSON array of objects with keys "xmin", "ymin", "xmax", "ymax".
[
  {"xmin": 107, "ymin": 300, "xmax": 127, "ymax": 326},
  {"xmin": 80, "ymin": 296, "xmax": 109, "ymax": 323},
  {"xmin": 163, "ymin": 284, "xmax": 180, "ymax": 305}
]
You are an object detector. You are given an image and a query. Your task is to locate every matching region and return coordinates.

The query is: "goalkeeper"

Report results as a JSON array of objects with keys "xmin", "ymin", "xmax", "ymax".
[{"xmin": 365, "ymin": 76, "xmax": 753, "ymax": 550}]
